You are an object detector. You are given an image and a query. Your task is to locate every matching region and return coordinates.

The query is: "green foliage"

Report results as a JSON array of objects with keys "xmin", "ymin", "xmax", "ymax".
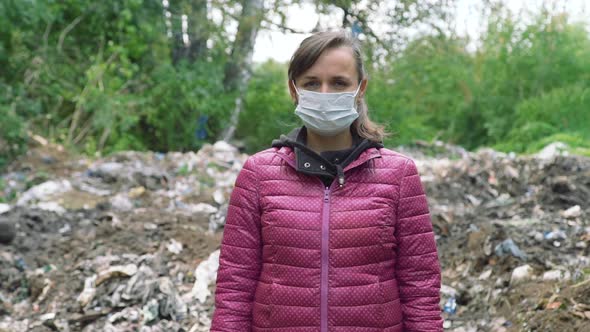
[
  {"xmin": 0, "ymin": 82, "xmax": 35, "ymax": 169},
  {"xmin": 236, "ymin": 60, "xmax": 299, "ymax": 154},
  {"xmin": 498, "ymin": 85, "xmax": 590, "ymax": 153},
  {"xmin": 142, "ymin": 60, "xmax": 232, "ymax": 152},
  {"xmin": 367, "ymin": 35, "xmax": 477, "ymax": 147},
  {"xmin": 0, "ymin": 0, "xmax": 234, "ymax": 166},
  {"xmin": 1, "ymin": 0, "xmax": 589, "ymax": 168},
  {"xmin": 369, "ymin": 8, "xmax": 590, "ymax": 153},
  {"xmin": 476, "ymin": 10, "xmax": 590, "ymax": 143}
]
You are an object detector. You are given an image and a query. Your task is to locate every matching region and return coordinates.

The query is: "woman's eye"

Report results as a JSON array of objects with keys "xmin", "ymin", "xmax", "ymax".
[
  {"xmin": 334, "ymin": 81, "xmax": 348, "ymax": 88},
  {"xmin": 303, "ymin": 81, "xmax": 319, "ymax": 88}
]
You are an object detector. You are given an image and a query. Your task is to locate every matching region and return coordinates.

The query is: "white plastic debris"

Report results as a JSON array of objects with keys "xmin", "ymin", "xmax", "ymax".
[
  {"xmin": 108, "ymin": 307, "xmax": 140, "ymax": 324},
  {"xmin": 142, "ymin": 298, "xmax": 159, "ymax": 323},
  {"xmin": 189, "ymin": 249, "xmax": 220, "ymax": 304},
  {"xmin": 213, "ymin": 188, "xmax": 225, "ymax": 205},
  {"xmin": 542, "ymin": 270, "xmax": 570, "ymax": 281},
  {"xmin": 440, "ymin": 284, "xmax": 458, "ymax": 297},
  {"xmin": 478, "ymin": 269, "xmax": 493, "ymax": 280},
  {"xmin": 36, "ymin": 201, "xmax": 66, "ymax": 214},
  {"xmin": 537, "ymin": 142, "xmax": 569, "ymax": 159},
  {"xmin": 144, "ymin": 222, "xmax": 158, "ymax": 230},
  {"xmin": 76, "ymin": 181, "xmax": 111, "ymax": 196},
  {"xmin": 213, "ymin": 141, "xmax": 238, "ymax": 163},
  {"xmin": 77, "ymin": 275, "xmax": 97, "ymax": 307},
  {"xmin": 58, "ymin": 223, "xmax": 71, "ymax": 234},
  {"xmin": 167, "ymin": 239, "xmax": 183, "ymax": 255},
  {"xmin": 0, "ymin": 203, "xmax": 11, "ymax": 214},
  {"xmin": 186, "ymin": 203, "xmax": 218, "ymax": 215},
  {"xmin": 110, "ymin": 193, "xmax": 134, "ymax": 211},
  {"xmin": 39, "ymin": 313, "xmax": 56, "ymax": 321},
  {"xmin": 95, "ymin": 162, "xmax": 124, "ymax": 176},
  {"xmin": 208, "ymin": 205, "xmax": 228, "ymax": 233},
  {"xmin": 443, "ymin": 320, "xmax": 452, "ymax": 329},
  {"xmin": 561, "ymin": 205, "xmax": 582, "ymax": 219},
  {"xmin": 17, "ymin": 179, "xmax": 72, "ymax": 205},
  {"xmin": 0, "ymin": 319, "xmax": 30, "ymax": 331},
  {"xmin": 510, "ymin": 264, "xmax": 534, "ymax": 285}
]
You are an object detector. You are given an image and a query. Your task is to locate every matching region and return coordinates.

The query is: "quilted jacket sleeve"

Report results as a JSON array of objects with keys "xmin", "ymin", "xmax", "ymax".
[
  {"xmin": 394, "ymin": 158, "xmax": 443, "ymax": 331},
  {"xmin": 210, "ymin": 157, "xmax": 262, "ymax": 331}
]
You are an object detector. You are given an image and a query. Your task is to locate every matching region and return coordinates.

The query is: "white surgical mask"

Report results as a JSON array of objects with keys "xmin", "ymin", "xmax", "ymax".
[{"xmin": 293, "ymin": 81, "xmax": 361, "ymax": 136}]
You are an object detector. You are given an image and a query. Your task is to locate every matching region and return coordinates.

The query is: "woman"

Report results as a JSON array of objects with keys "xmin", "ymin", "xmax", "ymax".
[{"xmin": 210, "ymin": 30, "xmax": 443, "ymax": 332}]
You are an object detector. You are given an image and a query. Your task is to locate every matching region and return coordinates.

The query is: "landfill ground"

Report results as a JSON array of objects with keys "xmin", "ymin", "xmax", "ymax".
[{"xmin": 0, "ymin": 138, "xmax": 589, "ymax": 332}]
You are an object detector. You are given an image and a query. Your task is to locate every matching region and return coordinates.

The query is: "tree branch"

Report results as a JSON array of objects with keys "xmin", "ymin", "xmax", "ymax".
[
  {"xmin": 260, "ymin": 17, "xmax": 311, "ymax": 34},
  {"xmin": 57, "ymin": 15, "xmax": 84, "ymax": 54}
]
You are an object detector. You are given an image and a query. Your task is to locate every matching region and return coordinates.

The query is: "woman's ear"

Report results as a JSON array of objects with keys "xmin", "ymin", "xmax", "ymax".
[
  {"xmin": 358, "ymin": 77, "xmax": 368, "ymax": 99},
  {"xmin": 288, "ymin": 80, "xmax": 298, "ymax": 105}
]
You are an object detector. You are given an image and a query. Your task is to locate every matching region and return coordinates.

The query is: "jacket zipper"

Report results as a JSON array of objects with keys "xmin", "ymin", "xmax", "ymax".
[
  {"xmin": 273, "ymin": 150, "xmax": 381, "ymax": 331},
  {"xmin": 321, "ymin": 185, "xmax": 330, "ymax": 332}
]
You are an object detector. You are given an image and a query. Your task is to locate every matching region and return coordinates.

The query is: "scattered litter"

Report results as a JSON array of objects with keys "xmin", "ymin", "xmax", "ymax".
[
  {"xmin": 1, "ymin": 140, "xmax": 589, "ymax": 331},
  {"xmin": 96, "ymin": 264, "xmax": 138, "ymax": 286},
  {"xmin": 58, "ymin": 223, "xmax": 71, "ymax": 234},
  {"xmin": 544, "ymin": 229, "xmax": 567, "ymax": 241},
  {"xmin": 184, "ymin": 203, "xmax": 218, "ymax": 215},
  {"xmin": 16, "ymin": 179, "xmax": 72, "ymax": 206},
  {"xmin": 478, "ymin": 269, "xmax": 493, "ymax": 280},
  {"xmin": 494, "ymin": 238, "xmax": 527, "ymax": 260},
  {"xmin": 39, "ymin": 312, "xmax": 56, "ymax": 321},
  {"xmin": 189, "ymin": 249, "xmax": 220, "ymax": 304},
  {"xmin": 0, "ymin": 203, "xmax": 10, "ymax": 214},
  {"xmin": 142, "ymin": 298, "xmax": 160, "ymax": 324},
  {"xmin": 561, "ymin": 205, "xmax": 582, "ymax": 219},
  {"xmin": 542, "ymin": 270, "xmax": 570, "ymax": 282},
  {"xmin": 510, "ymin": 264, "xmax": 534, "ymax": 285},
  {"xmin": 213, "ymin": 189, "xmax": 225, "ymax": 205},
  {"xmin": 129, "ymin": 186, "xmax": 146, "ymax": 198},
  {"xmin": 536, "ymin": 142, "xmax": 569, "ymax": 159},
  {"xmin": 144, "ymin": 222, "xmax": 158, "ymax": 230},
  {"xmin": 167, "ymin": 239, "xmax": 183, "ymax": 255},
  {"xmin": 110, "ymin": 193, "xmax": 134, "ymax": 211},
  {"xmin": 77, "ymin": 275, "xmax": 97, "ymax": 307},
  {"xmin": 444, "ymin": 296, "xmax": 457, "ymax": 315}
]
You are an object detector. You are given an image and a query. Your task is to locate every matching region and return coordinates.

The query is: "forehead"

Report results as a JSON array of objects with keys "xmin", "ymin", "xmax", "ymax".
[{"xmin": 299, "ymin": 47, "xmax": 357, "ymax": 80}]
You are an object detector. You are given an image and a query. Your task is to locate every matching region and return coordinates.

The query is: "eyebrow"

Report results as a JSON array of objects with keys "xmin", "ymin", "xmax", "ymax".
[{"xmin": 300, "ymin": 75, "xmax": 352, "ymax": 81}]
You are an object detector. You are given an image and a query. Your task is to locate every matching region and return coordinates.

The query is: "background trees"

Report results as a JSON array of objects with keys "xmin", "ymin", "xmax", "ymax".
[{"xmin": 1, "ymin": 0, "xmax": 589, "ymax": 169}]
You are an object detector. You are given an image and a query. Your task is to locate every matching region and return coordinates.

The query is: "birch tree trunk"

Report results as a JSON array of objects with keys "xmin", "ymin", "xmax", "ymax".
[
  {"xmin": 219, "ymin": 0, "xmax": 264, "ymax": 142},
  {"xmin": 171, "ymin": 0, "xmax": 209, "ymax": 65}
]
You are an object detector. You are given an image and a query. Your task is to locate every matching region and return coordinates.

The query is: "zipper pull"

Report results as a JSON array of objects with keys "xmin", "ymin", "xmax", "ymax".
[
  {"xmin": 324, "ymin": 187, "xmax": 330, "ymax": 202},
  {"xmin": 338, "ymin": 176, "xmax": 344, "ymax": 187}
]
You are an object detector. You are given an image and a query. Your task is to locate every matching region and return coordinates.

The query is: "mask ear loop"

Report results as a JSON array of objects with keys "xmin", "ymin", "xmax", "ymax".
[
  {"xmin": 291, "ymin": 80, "xmax": 301, "ymax": 96},
  {"xmin": 352, "ymin": 82, "xmax": 362, "ymax": 97},
  {"xmin": 291, "ymin": 80, "xmax": 301, "ymax": 106}
]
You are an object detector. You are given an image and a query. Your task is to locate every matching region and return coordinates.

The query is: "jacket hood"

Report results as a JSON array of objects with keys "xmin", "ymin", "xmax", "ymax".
[{"xmin": 271, "ymin": 126, "xmax": 384, "ymax": 187}]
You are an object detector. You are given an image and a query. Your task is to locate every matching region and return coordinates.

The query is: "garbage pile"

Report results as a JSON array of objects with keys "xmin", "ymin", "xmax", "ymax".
[
  {"xmin": 414, "ymin": 145, "xmax": 590, "ymax": 331},
  {"xmin": 0, "ymin": 141, "xmax": 244, "ymax": 331},
  {"xmin": 0, "ymin": 139, "xmax": 589, "ymax": 331}
]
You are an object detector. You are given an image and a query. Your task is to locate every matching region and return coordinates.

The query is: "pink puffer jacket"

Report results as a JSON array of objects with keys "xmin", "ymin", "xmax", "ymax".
[{"xmin": 210, "ymin": 144, "xmax": 443, "ymax": 332}]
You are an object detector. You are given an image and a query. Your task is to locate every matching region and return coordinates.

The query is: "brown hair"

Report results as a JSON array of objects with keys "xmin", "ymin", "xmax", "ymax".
[{"xmin": 288, "ymin": 30, "xmax": 389, "ymax": 143}]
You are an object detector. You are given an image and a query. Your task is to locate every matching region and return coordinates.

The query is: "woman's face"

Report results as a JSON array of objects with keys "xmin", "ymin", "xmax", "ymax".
[{"xmin": 289, "ymin": 46, "xmax": 367, "ymax": 103}]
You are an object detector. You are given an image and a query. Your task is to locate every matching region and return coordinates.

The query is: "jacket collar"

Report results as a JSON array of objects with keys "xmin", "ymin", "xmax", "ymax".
[{"xmin": 271, "ymin": 126, "xmax": 383, "ymax": 187}]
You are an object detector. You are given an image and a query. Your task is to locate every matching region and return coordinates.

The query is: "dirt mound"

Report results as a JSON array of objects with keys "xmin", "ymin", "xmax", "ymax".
[
  {"xmin": 0, "ymin": 140, "xmax": 588, "ymax": 331},
  {"xmin": 418, "ymin": 147, "xmax": 590, "ymax": 331}
]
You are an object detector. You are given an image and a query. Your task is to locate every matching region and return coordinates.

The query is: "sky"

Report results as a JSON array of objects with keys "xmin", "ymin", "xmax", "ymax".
[{"xmin": 251, "ymin": 0, "xmax": 590, "ymax": 63}]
